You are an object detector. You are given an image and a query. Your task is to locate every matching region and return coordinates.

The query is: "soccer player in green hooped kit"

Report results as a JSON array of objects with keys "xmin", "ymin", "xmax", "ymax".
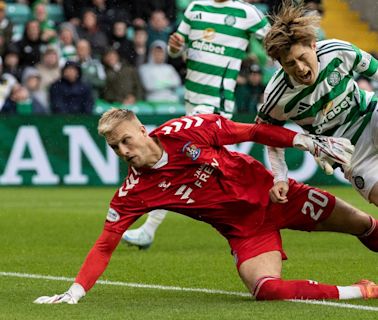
[
  {"xmin": 123, "ymin": 0, "xmax": 271, "ymax": 248},
  {"xmin": 257, "ymin": 1, "xmax": 378, "ymax": 208}
]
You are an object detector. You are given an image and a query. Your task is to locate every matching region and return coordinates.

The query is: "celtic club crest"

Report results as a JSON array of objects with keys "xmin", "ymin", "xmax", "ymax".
[
  {"xmin": 224, "ymin": 15, "xmax": 236, "ymax": 26},
  {"xmin": 327, "ymin": 71, "xmax": 341, "ymax": 86}
]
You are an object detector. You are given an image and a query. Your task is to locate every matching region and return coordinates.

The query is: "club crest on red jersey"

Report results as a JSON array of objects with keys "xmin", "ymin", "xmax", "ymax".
[{"xmin": 182, "ymin": 141, "xmax": 201, "ymax": 160}]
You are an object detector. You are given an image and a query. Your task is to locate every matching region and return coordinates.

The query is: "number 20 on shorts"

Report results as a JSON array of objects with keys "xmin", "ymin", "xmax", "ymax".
[{"xmin": 301, "ymin": 189, "xmax": 329, "ymax": 221}]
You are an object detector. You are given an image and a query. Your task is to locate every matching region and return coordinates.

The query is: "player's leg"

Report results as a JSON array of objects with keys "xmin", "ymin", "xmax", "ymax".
[
  {"xmin": 238, "ymin": 250, "xmax": 282, "ymax": 296},
  {"xmin": 122, "ymin": 209, "xmax": 167, "ymax": 249},
  {"xmin": 232, "ymin": 231, "xmax": 360, "ymax": 300},
  {"xmin": 241, "ymin": 183, "xmax": 378, "ymax": 300},
  {"xmin": 368, "ymin": 103, "xmax": 378, "ymax": 207},
  {"xmin": 346, "ymin": 106, "xmax": 378, "ymax": 206},
  {"xmin": 238, "ymin": 250, "xmax": 373, "ymax": 300},
  {"xmin": 314, "ymin": 197, "xmax": 378, "ymax": 252}
]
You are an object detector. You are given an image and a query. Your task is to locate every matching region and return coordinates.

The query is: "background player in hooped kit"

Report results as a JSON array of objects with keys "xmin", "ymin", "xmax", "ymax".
[
  {"xmin": 123, "ymin": 0, "xmax": 271, "ymax": 248},
  {"xmin": 256, "ymin": 1, "xmax": 378, "ymax": 207},
  {"xmin": 34, "ymin": 109, "xmax": 378, "ymax": 304}
]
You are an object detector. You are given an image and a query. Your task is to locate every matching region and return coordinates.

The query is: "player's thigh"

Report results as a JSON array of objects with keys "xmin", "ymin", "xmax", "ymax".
[
  {"xmin": 347, "ymin": 109, "xmax": 378, "ymax": 202},
  {"xmin": 348, "ymin": 153, "xmax": 378, "ymax": 203},
  {"xmin": 238, "ymin": 250, "xmax": 282, "ymax": 294},
  {"xmin": 314, "ymin": 197, "xmax": 371, "ymax": 234},
  {"xmin": 275, "ymin": 181, "xmax": 336, "ymax": 231}
]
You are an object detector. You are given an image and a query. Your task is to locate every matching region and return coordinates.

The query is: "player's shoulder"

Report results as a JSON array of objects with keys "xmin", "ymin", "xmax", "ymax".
[
  {"xmin": 184, "ymin": 0, "xmax": 205, "ymax": 14},
  {"xmin": 231, "ymin": 0, "xmax": 266, "ymax": 17},
  {"xmin": 152, "ymin": 114, "xmax": 219, "ymax": 137},
  {"xmin": 264, "ymin": 68, "xmax": 287, "ymax": 95},
  {"xmin": 187, "ymin": 0, "xmax": 211, "ymax": 9},
  {"xmin": 316, "ymin": 39, "xmax": 355, "ymax": 57},
  {"xmin": 268, "ymin": 67, "xmax": 285, "ymax": 83},
  {"xmin": 258, "ymin": 68, "xmax": 291, "ymax": 119}
]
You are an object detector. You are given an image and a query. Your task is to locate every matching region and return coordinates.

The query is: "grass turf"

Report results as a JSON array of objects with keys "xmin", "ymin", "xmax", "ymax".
[{"xmin": 0, "ymin": 186, "xmax": 377, "ymax": 319}]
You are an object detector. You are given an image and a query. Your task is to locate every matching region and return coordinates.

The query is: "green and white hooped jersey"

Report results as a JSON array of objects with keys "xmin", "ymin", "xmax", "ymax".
[
  {"xmin": 177, "ymin": 0, "xmax": 270, "ymax": 117},
  {"xmin": 258, "ymin": 39, "xmax": 378, "ymax": 145}
]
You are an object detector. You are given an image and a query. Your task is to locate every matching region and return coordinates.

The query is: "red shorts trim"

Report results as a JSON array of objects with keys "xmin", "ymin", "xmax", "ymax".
[{"xmin": 229, "ymin": 181, "xmax": 336, "ymax": 269}]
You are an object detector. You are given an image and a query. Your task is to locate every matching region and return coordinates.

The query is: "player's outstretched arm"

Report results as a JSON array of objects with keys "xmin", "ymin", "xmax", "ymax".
[
  {"xmin": 34, "ymin": 229, "xmax": 122, "ymax": 304},
  {"xmin": 219, "ymin": 119, "xmax": 355, "ymax": 170}
]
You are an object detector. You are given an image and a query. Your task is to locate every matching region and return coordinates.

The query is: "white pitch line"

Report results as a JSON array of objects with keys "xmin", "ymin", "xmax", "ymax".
[
  {"xmin": 1, "ymin": 271, "xmax": 378, "ymax": 312},
  {"xmin": 287, "ymin": 299, "xmax": 378, "ymax": 311}
]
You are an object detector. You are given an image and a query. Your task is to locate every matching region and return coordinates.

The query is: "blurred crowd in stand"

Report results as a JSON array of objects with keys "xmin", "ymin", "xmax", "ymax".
[{"xmin": 0, "ymin": 0, "xmax": 375, "ymax": 117}]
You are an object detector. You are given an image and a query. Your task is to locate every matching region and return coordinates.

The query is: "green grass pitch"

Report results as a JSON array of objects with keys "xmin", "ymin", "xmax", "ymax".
[{"xmin": 0, "ymin": 186, "xmax": 377, "ymax": 319}]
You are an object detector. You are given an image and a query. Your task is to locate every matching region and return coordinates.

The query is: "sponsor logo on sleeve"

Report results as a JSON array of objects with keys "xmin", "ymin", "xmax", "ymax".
[{"xmin": 106, "ymin": 208, "xmax": 120, "ymax": 222}]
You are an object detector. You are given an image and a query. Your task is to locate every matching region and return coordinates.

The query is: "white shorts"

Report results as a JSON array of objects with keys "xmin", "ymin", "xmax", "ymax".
[{"xmin": 345, "ymin": 106, "xmax": 378, "ymax": 201}]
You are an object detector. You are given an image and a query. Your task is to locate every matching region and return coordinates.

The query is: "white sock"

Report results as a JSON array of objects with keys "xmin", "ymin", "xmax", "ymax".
[
  {"xmin": 143, "ymin": 209, "xmax": 168, "ymax": 236},
  {"xmin": 337, "ymin": 286, "xmax": 363, "ymax": 299}
]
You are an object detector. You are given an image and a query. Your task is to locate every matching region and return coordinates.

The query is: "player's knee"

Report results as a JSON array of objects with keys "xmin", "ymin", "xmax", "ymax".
[{"xmin": 254, "ymin": 278, "xmax": 284, "ymax": 300}]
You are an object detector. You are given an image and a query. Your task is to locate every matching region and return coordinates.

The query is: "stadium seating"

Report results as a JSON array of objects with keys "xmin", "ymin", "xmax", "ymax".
[
  {"xmin": 93, "ymin": 99, "xmax": 186, "ymax": 116},
  {"xmin": 128, "ymin": 103, "xmax": 156, "ymax": 115},
  {"xmin": 6, "ymin": 3, "xmax": 31, "ymax": 25},
  {"xmin": 153, "ymin": 102, "xmax": 186, "ymax": 115},
  {"xmin": 47, "ymin": 4, "xmax": 64, "ymax": 23}
]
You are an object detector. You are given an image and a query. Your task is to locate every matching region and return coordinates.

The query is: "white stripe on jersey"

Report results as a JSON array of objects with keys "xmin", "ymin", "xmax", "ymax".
[
  {"xmin": 187, "ymin": 49, "xmax": 241, "ymax": 71},
  {"xmin": 190, "ymin": 31, "xmax": 250, "ymax": 50},
  {"xmin": 185, "ymin": 89, "xmax": 234, "ymax": 111},
  {"xmin": 187, "ymin": 70, "xmax": 237, "ymax": 90}
]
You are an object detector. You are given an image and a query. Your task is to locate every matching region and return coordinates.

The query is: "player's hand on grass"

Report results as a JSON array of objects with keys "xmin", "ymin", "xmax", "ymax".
[
  {"xmin": 269, "ymin": 181, "xmax": 289, "ymax": 204},
  {"xmin": 294, "ymin": 134, "xmax": 354, "ymax": 175},
  {"xmin": 34, "ymin": 293, "xmax": 78, "ymax": 304},
  {"xmin": 34, "ymin": 283, "xmax": 85, "ymax": 304}
]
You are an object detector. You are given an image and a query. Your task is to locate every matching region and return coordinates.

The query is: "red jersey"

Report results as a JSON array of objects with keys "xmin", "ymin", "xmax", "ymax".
[
  {"xmin": 106, "ymin": 114, "xmax": 296, "ymax": 240},
  {"xmin": 74, "ymin": 114, "xmax": 335, "ymax": 292}
]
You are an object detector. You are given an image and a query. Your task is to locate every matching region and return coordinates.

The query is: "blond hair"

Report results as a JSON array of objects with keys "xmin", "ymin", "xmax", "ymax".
[
  {"xmin": 98, "ymin": 108, "xmax": 141, "ymax": 136},
  {"xmin": 264, "ymin": 0, "xmax": 320, "ymax": 61}
]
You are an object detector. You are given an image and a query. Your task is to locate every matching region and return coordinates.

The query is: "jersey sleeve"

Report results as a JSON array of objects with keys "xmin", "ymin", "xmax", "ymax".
[
  {"xmin": 75, "ymin": 229, "xmax": 122, "ymax": 292},
  {"xmin": 350, "ymin": 45, "xmax": 378, "ymax": 81},
  {"xmin": 103, "ymin": 180, "xmax": 147, "ymax": 235},
  {"xmin": 256, "ymin": 75, "xmax": 287, "ymax": 126},
  {"xmin": 156, "ymin": 114, "xmax": 296, "ymax": 148},
  {"xmin": 176, "ymin": 1, "xmax": 196, "ymax": 44},
  {"xmin": 327, "ymin": 40, "xmax": 378, "ymax": 81},
  {"xmin": 246, "ymin": 5, "xmax": 270, "ymax": 40},
  {"xmin": 268, "ymin": 146, "xmax": 288, "ymax": 183}
]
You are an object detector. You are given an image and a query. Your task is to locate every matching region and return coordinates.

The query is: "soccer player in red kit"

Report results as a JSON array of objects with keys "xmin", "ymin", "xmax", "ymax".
[{"xmin": 35, "ymin": 108, "xmax": 378, "ymax": 304}]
